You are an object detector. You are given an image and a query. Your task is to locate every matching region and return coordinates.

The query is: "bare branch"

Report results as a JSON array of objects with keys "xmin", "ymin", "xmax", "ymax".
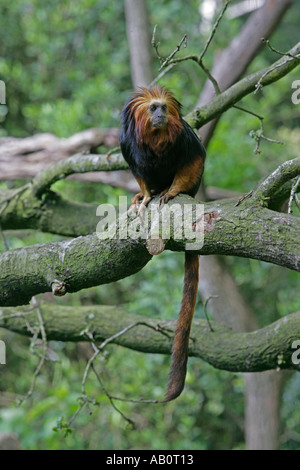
[
  {"xmin": 262, "ymin": 37, "xmax": 300, "ymax": 60},
  {"xmin": 158, "ymin": 34, "xmax": 187, "ymax": 72},
  {"xmin": 152, "ymin": 1, "xmax": 231, "ymax": 92},
  {"xmin": 186, "ymin": 41, "xmax": 300, "ymax": 129},
  {"xmin": 198, "ymin": 0, "xmax": 232, "ymax": 63}
]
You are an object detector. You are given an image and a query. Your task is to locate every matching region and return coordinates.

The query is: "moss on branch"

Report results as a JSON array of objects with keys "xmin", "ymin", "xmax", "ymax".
[
  {"xmin": 0, "ymin": 233, "xmax": 152, "ymax": 306},
  {"xmin": 0, "ymin": 190, "xmax": 299, "ymax": 306},
  {"xmin": 1, "ymin": 303, "xmax": 300, "ymax": 374}
]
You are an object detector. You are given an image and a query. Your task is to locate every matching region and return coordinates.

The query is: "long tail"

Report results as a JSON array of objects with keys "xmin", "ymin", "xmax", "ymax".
[{"xmin": 163, "ymin": 253, "xmax": 199, "ymax": 402}]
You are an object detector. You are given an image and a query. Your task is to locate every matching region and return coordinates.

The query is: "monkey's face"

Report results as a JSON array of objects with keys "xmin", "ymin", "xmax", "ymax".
[{"xmin": 148, "ymin": 101, "xmax": 168, "ymax": 129}]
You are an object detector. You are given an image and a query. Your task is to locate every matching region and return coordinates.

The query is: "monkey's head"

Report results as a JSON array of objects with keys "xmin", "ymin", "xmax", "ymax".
[{"xmin": 125, "ymin": 86, "xmax": 183, "ymax": 151}]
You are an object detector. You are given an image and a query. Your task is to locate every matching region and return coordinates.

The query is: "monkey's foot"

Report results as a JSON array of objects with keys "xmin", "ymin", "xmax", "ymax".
[
  {"xmin": 131, "ymin": 192, "xmax": 144, "ymax": 206},
  {"xmin": 130, "ymin": 192, "xmax": 152, "ymax": 215},
  {"xmin": 158, "ymin": 190, "xmax": 177, "ymax": 207},
  {"xmin": 130, "ymin": 192, "xmax": 144, "ymax": 214},
  {"xmin": 138, "ymin": 195, "xmax": 152, "ymax": 217}
]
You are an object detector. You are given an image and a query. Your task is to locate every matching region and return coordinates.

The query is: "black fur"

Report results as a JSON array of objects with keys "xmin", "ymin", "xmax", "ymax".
[{"xmin": 120, "ymin": 103, "xmax": 206, "ymax": 196}]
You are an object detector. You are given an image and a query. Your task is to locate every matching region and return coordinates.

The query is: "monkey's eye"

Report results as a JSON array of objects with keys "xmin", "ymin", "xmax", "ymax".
[
  {"xmin": 149, "ymin": 104, "xmax": 157, "ymax": 113},
  {"xmin": 161, "ymin": 104, "xmax": 167, "ymax": 112}
]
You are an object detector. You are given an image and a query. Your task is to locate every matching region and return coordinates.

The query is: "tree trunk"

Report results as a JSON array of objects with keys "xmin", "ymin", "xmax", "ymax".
[
  {"xmin": 244, "ymin": 372, "xmax": 282, "ymax": 450},
  {"xmin": 124, "ymin": 0, "xmax": 153, "ymax": 88}
]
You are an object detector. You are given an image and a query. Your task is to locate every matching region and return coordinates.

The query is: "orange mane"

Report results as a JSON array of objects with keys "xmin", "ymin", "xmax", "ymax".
[{"xmin": 127, "ymin": 86, "xmax": 183, "ymax": 154}]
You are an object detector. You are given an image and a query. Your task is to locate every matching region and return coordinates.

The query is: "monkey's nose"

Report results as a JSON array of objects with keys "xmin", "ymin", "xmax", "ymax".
[{"xmin": 153, "ymin": 116, "xmax": 167, "ymax": 127}]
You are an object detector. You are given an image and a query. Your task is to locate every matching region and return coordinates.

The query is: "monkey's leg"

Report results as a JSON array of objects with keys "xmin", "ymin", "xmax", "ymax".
[{"xmin": 159, "ymin": 158, "xmax": 204, "ymax": 206}]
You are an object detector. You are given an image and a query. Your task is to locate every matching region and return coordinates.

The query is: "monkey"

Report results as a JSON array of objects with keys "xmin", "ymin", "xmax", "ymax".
[{"xmin": 119, "ymin": 86, "xmax": 206, "ymax": 402}]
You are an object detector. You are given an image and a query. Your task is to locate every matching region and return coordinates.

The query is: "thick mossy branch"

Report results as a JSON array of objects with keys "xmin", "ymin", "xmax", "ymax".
[
  {"xmin": 1, "ymin": 304, "xmax": 300, "ymax": 373},
  {"xmin": 0, "ymin": 188, "xmax": 100, "ymax": 236},
  {"xmin": 0, "ymin": 157, "xmax": 299, "ymax": 306},
  {"xmin": 0, "ymin": 234, "xmax": 152, "ymax": 306},
  {"xmin": 0, "ymin": 192, "xmax": 299, "ymax": 306}
]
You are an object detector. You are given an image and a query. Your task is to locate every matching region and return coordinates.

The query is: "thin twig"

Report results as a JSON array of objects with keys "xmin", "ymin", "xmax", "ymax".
[
  {"xmin": 198, "ymin": 60, "xmax": 221, "ymax": 95},
  {"xmin": 1, "ymin": 219, "xmax": 49, "ymax": 407},
  {"xmin": 148, "ymin": 63, "xmax": 177, "ymax": 87},
  {"xmin": 151, "ymin": 2, "xmax": 230, "ymax": 93},
  {"xmin": 0, "ymin": 183, "xmax": 31, "ymax": 207},
  {"xmin": 233, "ymin": 104, "xmax": 264, "ymax": 121},
  {"xmin": 199, "ymin": 0, "xmax": 231, "ymax": 63},
  {"xmin": 32, "ymin": 297, "xmax": 47, "ymax": 351},
  {"xmin": 158, "ymin": 34, "xmax": 187, "ymax": 72},
  {"xmin": 16, "ymin": 355, "xmax": 46, "ymax": 407},
  {"xmin": 69, "ymin": 321, "xmax": 165, "ymax": 429},
  {"xmin": 151, "ymin": 24, "xmax": 162, "ymax": 62},
  {"xmin": 17, "ymin": 298, "xmax": 49, "ymax": 407},
  {"xmin": 91, "ymin": 363, "xmax": 135, "ymax": 427},
  {"xmin": 262, "ymin": 38, "xmax": 300, "ymax": 61},
  {"xmin": 0, "ymin": 223, "xmax": 9, "ymax": 250},
  {"xmin": 203, "ymin": 296, "xmax": 218, "ymax": 332},
  {"xmin": 249, "ymin": 119, "xmax": 283, "ymax": 154}
]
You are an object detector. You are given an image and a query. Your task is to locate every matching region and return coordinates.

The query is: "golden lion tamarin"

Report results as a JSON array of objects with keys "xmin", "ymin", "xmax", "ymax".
[{"xmin": 120, "ymin": 86, "xmax": 206, "ymax": 401}]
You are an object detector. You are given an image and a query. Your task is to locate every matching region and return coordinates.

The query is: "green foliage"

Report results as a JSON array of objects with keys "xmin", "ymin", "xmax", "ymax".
[{"xmin": 0, "ymin": 0, "xmax": 128, "ymax": 136}]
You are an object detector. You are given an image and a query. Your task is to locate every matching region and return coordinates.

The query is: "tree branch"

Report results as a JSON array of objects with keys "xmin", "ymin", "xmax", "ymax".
[
  {"xmin": 252, "ymin": 157, "xmax": 300, "ymax": 202},
  {"xmin": 0, "ymin": 155, "xmax": 300, "ymax": 306},
  {"xmin": 1, "ymin": 303, "xmax": 299, "ymax": 374},
  {"xmin": 0, "ymin": 129, "xmax": 119, "ymax": 181},
  {"xmin": 186, "ymin": 41, "xmax": 300, "ymax": 129},
  {"xmin": 31, "ymin": 152, "xmax": 126, "ymax": 198},
  {"xmin": 0, "ymin": 233, "xmax": 152, "ymax": 306}
]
